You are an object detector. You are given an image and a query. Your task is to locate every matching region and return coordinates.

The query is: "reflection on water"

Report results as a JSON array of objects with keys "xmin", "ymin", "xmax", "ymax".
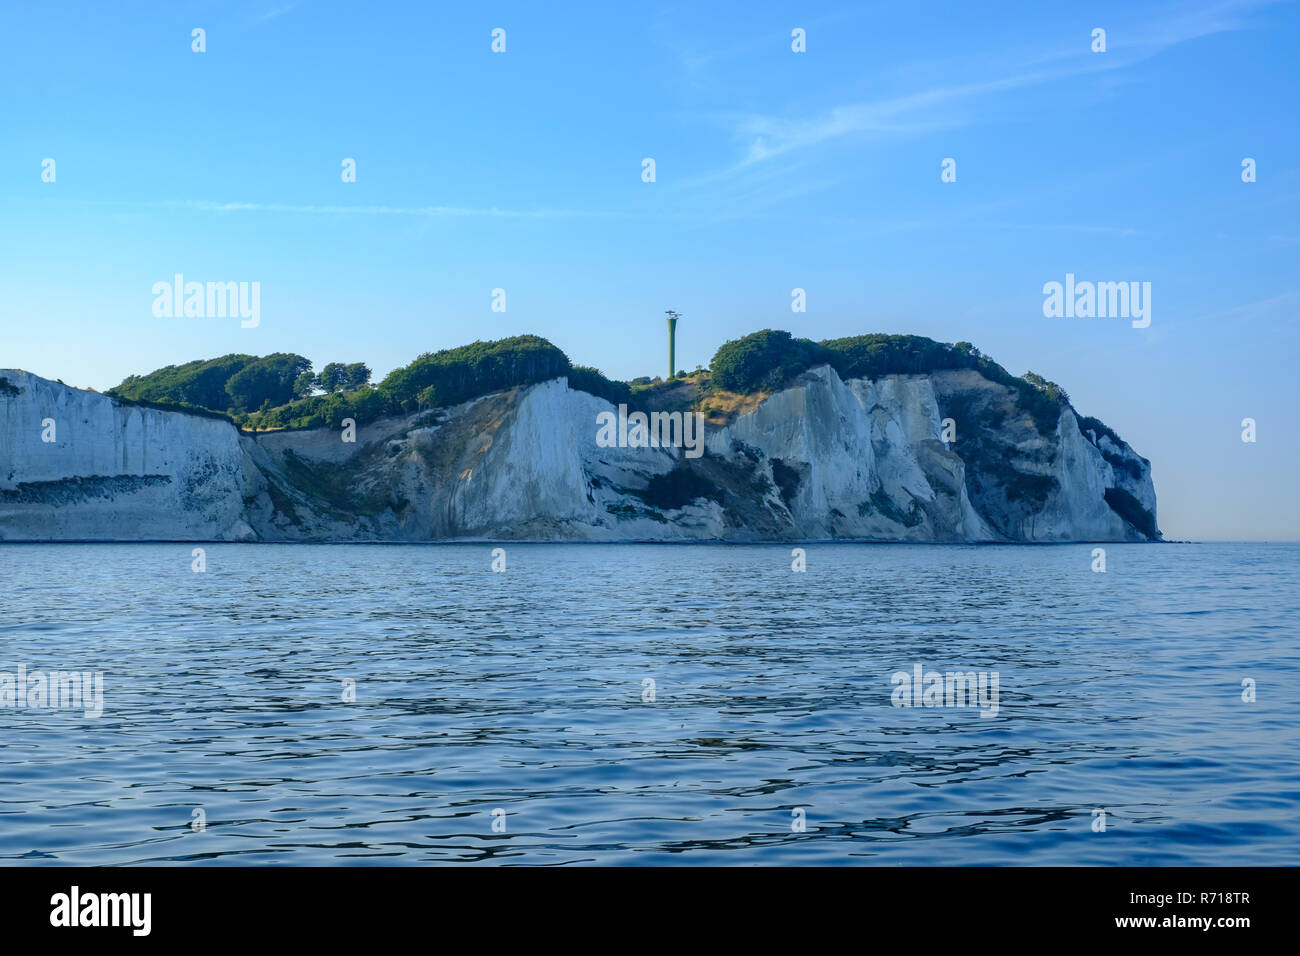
[{"xmin": 0, "ymin": 542, "xmax": 1296, "ymax": 865}]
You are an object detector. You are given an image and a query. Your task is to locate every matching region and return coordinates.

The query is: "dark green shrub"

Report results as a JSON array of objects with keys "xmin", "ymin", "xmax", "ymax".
[
  {"xmin": 567, "ymin": 365, "xmax": 632, "ymax": 406},
  {"xmin": 709, "ymin": 329, "xmax": 833, "ymax": 393},
  {"xmin": 226, "ymin": 353, "xmax": 312, "ymax": 411},
  {"xmin": 1105, "ymin": 487, "xmax": 1159, "ymax": 539},
  {"xmin": 379, "ymin": 335, "xmax": 570, "ymax": 409},
  {"xmin": 634, "ymin": 465, "xmax": 724, "ymax": 511},
  {"xmin": 108, "ymin": 354, "xmax": 259, "ymax": 410}
]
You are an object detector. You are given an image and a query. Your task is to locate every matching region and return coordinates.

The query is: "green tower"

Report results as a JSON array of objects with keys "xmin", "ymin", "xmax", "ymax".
[{"xmin": 665, "ymin": 310, "xmax": 680, "ymax": 380}]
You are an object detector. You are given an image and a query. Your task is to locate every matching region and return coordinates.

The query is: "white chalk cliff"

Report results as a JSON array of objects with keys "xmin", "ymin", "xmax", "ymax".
[{"xmin": 0, "ymin": 365, "xmax": 1158, "ymax": 542}]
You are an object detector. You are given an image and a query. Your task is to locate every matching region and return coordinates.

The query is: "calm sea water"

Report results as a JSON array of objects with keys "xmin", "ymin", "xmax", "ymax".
[{"xmin": 0, "ymin": 542, "xmax": 1296, "ymax": 866}]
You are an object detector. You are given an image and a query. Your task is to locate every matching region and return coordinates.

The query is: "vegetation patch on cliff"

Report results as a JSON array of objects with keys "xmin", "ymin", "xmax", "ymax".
[
  {"xmin": 380, "ymin": 336, "xmax": 569, "ymax": 410},
  {"xmin": 1077, "ymin": 415, "xmax": 1124, "ymax": 449},
  {"xmin": 708, "ymin": 331, "xmax": 1073, "ymax": 436},
  {"xmin": 567, "ymin": 365, "xmax": 631, "ymax": 406},
  {"xmin": 769, "ymin": 458, "xmax": 802, "ymax": 508},
  {"xmin": 1104, "ymin": 487, "xmax": 1159, "ymax": 539},
  {"xmin": 109, "ymin": 353, "xmax": 311, "ymax": 416},
  {"xmin": 103, "ymin": 329, "xmax": 1129, "ymax": 458},
  {"xmin": 278, "ymin": 448, "xmax": 397, "ymax": 518},
  {"xmin": 107, "ymin": 336, "xmax": 632, "ymax": 434},
  {"xmin": 709, "ymin": 330, "xmax": 834, "ymax": 393},
  {"xmin": 1077, "ymin": 414, "xmax": 1148, "ymax": 481},
  {"xmin": 952, "ymin": 417, "xmax": 1060, "ymax": 536},
  {"xmin": 860, "ymin": 489, "xmax": 926, "ymax": 527},
  {"xmin": 631, "ymin": 464, "xmax": 725, "ymax": 511},
  {"xmin": 0, "ymin": 474, "xmax": 171, "ymax": 505}
]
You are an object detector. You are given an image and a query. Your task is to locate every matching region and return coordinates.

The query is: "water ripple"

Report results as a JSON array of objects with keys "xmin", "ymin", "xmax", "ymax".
[{"xmin": 0, "ymin": 542, "xmax": 1296, "ymax": 865}]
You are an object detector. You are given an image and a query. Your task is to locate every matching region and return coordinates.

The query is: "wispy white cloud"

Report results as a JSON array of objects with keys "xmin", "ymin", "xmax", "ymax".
[
  {"xmin": 254, "ymin": 2, "xmax": 302, "ymax": 24},
  {"xmin": 986, "ymin": 222, "xmax": 1146, "ymax": 238},
  {"xmin": 83, "ymin": 198, "xmax": 593, "ymax": 219},
  {"xmin": 655, "ymin": 8, "xmax": 857, "ymax": 84},
  {"xmin": 1194, "ymin": 289, "xmax": 1300, "ymax": 322},
  {"xmin": 177, "ymin": 200, "xmax": 581, "ymax": 218},
  {"xmin": 732, "ymin": 69, "xmax": 1059, "ymax": 167},
  {"xmin": 688, "ymin": 0, "xmax": 1279, "ymax": 190}
]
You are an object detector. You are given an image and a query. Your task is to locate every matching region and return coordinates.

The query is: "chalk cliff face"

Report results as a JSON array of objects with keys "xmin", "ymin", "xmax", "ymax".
[
  {"xmin": 0, "ymin": 371, "xmax": 258, "ymax": 541},
  {"xmin": 0, "ymin": 365, "xmax": 1158, "ymax": 542}
]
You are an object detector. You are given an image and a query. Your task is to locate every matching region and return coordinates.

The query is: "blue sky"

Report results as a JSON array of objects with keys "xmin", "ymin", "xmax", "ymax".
[{"xmin": 1, "ymin": 0, "xmax": 1297, "ymax": 540}]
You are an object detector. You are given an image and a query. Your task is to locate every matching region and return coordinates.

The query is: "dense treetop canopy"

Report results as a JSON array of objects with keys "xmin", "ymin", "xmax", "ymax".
[
  {"xmin": 106, "ymin": 335, "xmax": 626, "ymax": 431},
  {"xmin": 105, "ymin": 329, "xmax": 1101, "ymax": 440}
]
